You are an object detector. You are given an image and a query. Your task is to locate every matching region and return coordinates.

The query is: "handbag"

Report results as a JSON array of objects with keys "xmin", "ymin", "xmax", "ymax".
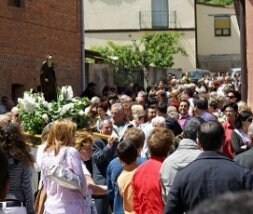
[
  {"xmin": 44, "ymin": 148, "xmax": 82, "ymax": 190},
  {"xmin": 34, "ymin": 185, "xmax": 47, "ymax": 214}
]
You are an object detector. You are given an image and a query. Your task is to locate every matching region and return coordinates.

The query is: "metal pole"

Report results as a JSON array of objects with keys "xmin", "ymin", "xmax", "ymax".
[{"xmin": 80, "ymin": 0, "xmax": 86, "ymax": 92}]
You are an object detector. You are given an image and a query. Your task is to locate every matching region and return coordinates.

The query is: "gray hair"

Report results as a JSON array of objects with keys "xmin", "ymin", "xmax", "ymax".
[{"xmin": 151, "ymin": 116, "xmax": 166, "ymax": 128}]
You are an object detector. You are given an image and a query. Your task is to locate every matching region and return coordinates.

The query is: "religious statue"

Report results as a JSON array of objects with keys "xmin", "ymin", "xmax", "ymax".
[{"xmin": 40, "ymin": 55, "xmax": 57, "ymax": 102}]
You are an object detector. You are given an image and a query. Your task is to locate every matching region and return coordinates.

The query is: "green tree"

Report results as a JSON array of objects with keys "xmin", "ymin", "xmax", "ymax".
[
  {"xmin": 197, "ymin": 0, "xmax": 233, "ymax": 6},
  {"xmin": 92, "ymin": 32, "xmax": 186, "ymax": 87}
]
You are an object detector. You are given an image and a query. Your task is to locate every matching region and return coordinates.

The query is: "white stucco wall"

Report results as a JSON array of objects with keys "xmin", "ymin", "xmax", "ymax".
[
  {"xmin": 197, "ymin": 4, "xmax": 240, "ymax": 55},
  {"xmin": 84, "ymin": 0, "xmax": 151, "ymax": 30},
  {"xmin": 170, "ymin": 0, "xmax": 195, "ymax": 28}
]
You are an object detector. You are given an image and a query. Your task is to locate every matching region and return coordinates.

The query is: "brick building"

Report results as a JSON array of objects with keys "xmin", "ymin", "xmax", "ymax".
[{"xmin": 0, "ymin": 0, "xmax": 83, "ymax": 102}]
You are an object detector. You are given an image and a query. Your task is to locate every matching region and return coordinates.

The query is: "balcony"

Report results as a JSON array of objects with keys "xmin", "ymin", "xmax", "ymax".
[{"xmin": 139, "ymin": 10, "xmax": 177, "ymax": 30}]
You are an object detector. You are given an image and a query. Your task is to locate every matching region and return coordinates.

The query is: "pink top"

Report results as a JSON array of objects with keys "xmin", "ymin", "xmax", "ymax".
[{"xmin": 41, "ymin": 146, "xmax": 87, "ymax": 214}]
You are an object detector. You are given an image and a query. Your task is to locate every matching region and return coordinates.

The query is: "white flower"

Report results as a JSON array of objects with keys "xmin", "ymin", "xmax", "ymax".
[
  {"xmin": 59, "ymin": 103, "xmax": 74, "ymax": 116},
  {"xmin": 78, "ymin": 110, "xmax": 85, "ymax": 116},
  {"xmin": 61, "ymin": 86, "xmax": 74, "ymax": 101},
  {"xmin": 22, "ymin": 92, "xmax": 39, "ymax": 113},
  {"xmin": 42, "ymin": 114, "xmax": 49, "ymax": 123}
]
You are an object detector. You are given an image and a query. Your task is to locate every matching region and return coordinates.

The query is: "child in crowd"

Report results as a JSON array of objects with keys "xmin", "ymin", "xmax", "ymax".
[{"xmin": 116, "ymin": 140, "xmax": 139, "ymax": 214}]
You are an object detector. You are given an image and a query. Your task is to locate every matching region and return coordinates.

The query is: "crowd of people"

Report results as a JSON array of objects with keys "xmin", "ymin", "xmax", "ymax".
[{"xmin": 1, "ymin": 71, "xmax": 253, "ymax": 214}]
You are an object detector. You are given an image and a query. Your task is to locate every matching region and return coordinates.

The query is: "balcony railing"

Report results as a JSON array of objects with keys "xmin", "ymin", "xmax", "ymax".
[{"xmin": 139, "ymin": 10, "xmax": 177, "ymax": 29}]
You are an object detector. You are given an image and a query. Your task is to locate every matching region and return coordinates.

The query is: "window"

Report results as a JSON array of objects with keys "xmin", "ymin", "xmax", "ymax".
[
  {"xmin": 8, "ymin": 0, "xmax": 24, "ymax": 8},
  {"xmin": 214, "ymin": 16, "xmax": 231, "ymax": 37}
]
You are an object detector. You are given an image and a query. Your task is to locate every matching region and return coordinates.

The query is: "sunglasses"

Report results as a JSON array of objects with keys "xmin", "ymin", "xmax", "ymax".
[
  {"xmin": 227, "ymin": 95, "xmax": 235, "ymax": 99},
  {"xmin": 247, "ymin": 118, "xmax": 253, "ymax": 123}
]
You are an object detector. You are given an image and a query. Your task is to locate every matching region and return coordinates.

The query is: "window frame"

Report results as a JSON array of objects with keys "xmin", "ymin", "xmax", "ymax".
[{"xmin": 214, "ymin": 15, "xmax": 231, "ymax": 37}]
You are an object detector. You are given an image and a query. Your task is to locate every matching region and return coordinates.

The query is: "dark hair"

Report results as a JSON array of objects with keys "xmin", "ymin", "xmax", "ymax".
[
  {"xmin": 227, "ymin": 90, "xmax": 241, "ymax": 102},
  {"xmin": 183, "ymin": 117, "xmax": 205, "ymax": 141},
  {"xmin": 208, "ymin": 100, "xmax": 218, "ymax": 109},
  {"xmin": 194, "ymin": 98, "xmax": 208, "ymax": 110},
  {"xmin": 116, "ymin": 140, "xmax": 138, "ymax": 165},
  {"xmin": 156, "ymin": 102, "xmax": 167, "ymax": 114},
  {"xmin": 180, "ymin": 99, "xmax": 190, "ymax": 107},
  {"xmin": 197, "ymin": 121, "xmax": 225, "ymax": 151},
  {"xmin": 183, "ymin": 88, "xmax": 194, "ymax": 98},
  {"xmin": 234, "ymin": 110, "xmax": 253, "ymax": 129},
  {"xmin": 98, "ymin": 102, "xmax": 109, "ymax": 112},
  {"xmin": 189, "ymin": 191, "xmax": 253, "ymax": 214},
  {"xmin": 0, "ymin": 122, "xmax": 34, "ymax": 166},
  {"xmin": 147, "ymin": 128, "xmax": 174, "ymax": 158},
  {"xmin": 222, "ymin": 102, "xmax": 238, "ymax": 113},
  {"xmin": 0, "ymin": 149, "xmax": 9, "ymax": 199}
]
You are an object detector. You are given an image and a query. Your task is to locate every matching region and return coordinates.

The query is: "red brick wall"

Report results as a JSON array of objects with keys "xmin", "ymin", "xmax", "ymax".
[
  {"xmin": 0, "ymin": 0, "xmax": 82, "ymax": 102},
  {"xmin": 246, "ymin": 0, "xmax": 253, "ymax": 106}
]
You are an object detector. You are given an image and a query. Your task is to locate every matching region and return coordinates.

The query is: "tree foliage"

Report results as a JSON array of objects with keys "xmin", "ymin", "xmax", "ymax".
[
  {"xmin": 92, "ymin": 32, "xmax": 186, "ymax": 71},
  {"xmin": 197, "ymin": 0, "xmax": 233, "ymax": 6}
]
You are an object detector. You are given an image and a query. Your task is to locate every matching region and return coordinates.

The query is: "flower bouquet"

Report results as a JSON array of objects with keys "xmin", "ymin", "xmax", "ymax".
[{"xmin": 17, "ymin": 86, "xmax": 90, "ymax": 135}]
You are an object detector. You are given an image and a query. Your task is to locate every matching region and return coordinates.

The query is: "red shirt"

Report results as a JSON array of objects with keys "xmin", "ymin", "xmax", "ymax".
[
  {"xmin": 132, "ymin": 157, "xmax": 164, "ymax": 214},
  {"xmin": 222, "ymin": 120, "xmax": 235, "ymax": 159}
]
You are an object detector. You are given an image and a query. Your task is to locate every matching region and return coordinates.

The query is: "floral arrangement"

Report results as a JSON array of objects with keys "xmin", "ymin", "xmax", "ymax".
[{"xmin": 17, "ymin": 86, "xmax": 90, "ymax": 134}]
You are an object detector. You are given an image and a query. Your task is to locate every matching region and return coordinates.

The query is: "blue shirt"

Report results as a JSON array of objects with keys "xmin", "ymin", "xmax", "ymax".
[{"xmin": 107, "ymin": 157, "xmax": 146, "ymax": 214}]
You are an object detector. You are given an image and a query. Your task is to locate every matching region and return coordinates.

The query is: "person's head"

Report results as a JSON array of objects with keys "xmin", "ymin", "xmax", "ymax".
[
  {"xmin": 147, "ymin": 127, "xmax": 174, "ymax": 158},
  {"xmin": 183, "ymin": 117, "xmax": 205, "ymax": 141},
  {"xmin": 208, "ymin": 100, "xmax": 218, "ymax": 113},
  {"xmin": 182, "ymin": 88, "xmax": 194, "ymax": 99},
  {"xmin": 226, "ymin": 90, "xmax": 241, "ymax": 103},
  {"xmin": 237, "ymin": 101, "xmax": 251, "ymax": 113},
  {"xmin": 146, "ymin": 105, "xmax": 157, "ymax": 122},
  {"xmin": 135, "ymin": 96, "xmax": 145, "ymax": 107},
  {"xmin": 41, "ymin": 122, "xmax": 53, "ymax": 144},
  {"xmin": 234, "ymin": 110, "xmax": 253, "ymax": 130},
  {"xmin": 116, "ymin": 140, "xmax": 138, "ymax": 165},
  {"xmin": 97, "ymin": 102, "xmax": 109, "ymax": 118},
  {"xmin": 156, "ymin": 102, "xmax": 167, "ymax": 116},
  {"xmin": 189, "ymin": 191, "xmax": 253, "ymax": 214},
  {"xmin": 222, "ymin": 102, "xmax": 238, "ymax": 123},
  {"xmin": 46, "ymin": 55, "xmax": 53, "ymax": 67},
  {"xmin": 11, "ymin": 106, "xmax": 20, "ymax": 123},
  {"xmin": 179, "ymin": 99, "xmax": 190, "ymax": 115},
  {"xmin": 131, "ymin": 104, "xmax": 145, "ymax": 126},
  {"xmin": 99, "ymin": 119, "xmax": 113, "ymax": 135},
  {"xmin": 87, "ymin": 82, "xmax": 96, "ymax": 91},
  {"xmin": 197, "ymin": 121, "xmax": 225, "ymax": 151},
  {"xmin": 0, "ymin": 149, "xmax": 8, "ymax": 200},
  {"xmin": 0, "ymin": 122, "xmax": 34, "ymax": 166},
  {"xmin": 155, "ymin": 90, "xmax": 167, "ymax": 102},
  {"xmin": 111, "ymin": 103, "xmax": 125, "ymax": 124},
  {"xmin": 74, "ymin": 131, "xmax": 93, "ymax": 161},
  {"xmin": 123, "ymin": 127, "xmax": 145, "ymax": 152},
  {"xmin": 1, "ymin": 96, "xmax": 14, "ymax": 111},
  {"xmin": 194, "ymin": 98, "xmax": 208, "ymax": 112},
  {"xmin": 45, "ymin": 119, "xmax": 77, "ymax": 155},
  {"xmin": 151, "ymin": 116, "xmax": 166, "ymax": 128}
]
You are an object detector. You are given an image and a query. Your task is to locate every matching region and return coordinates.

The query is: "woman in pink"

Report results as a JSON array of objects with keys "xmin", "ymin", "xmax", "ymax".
[{"xmin": 41, "ymin": 119, "xmax": 87, "ymax": 214}]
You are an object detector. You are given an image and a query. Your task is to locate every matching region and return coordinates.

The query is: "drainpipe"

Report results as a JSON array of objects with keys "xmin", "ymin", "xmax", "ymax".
[
  {"xmin": 239, "ymin": 0, "xmax": 247, "ymax": 101},
  {"xmin": 194, "ymin": 0, "xmax": 199, "ymax": 68},
  {"xmin": 80, "ymin": 0, "xmax": 86, "ymax": 91}
]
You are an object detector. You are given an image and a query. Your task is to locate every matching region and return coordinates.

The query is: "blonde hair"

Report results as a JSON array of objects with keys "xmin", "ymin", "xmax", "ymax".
[
  {"xmin": 44, "ymin": 119, "xmax": 77, "ymax": 155},
  {"xmin": 74, "ymin": 131, "xmax": 93, "ymax": 151},
  {"xmin": 131, "ymin": 104, "xmax": 144, "ymax": 120}
]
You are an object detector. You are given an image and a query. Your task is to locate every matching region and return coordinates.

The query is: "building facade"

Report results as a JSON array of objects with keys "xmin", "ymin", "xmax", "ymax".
[
  {"xmin": 197, "ymin": 3, "xmax": 240, "ymax": 73},
  {"xmin": 0, "ymin": 0, "xmax": 82, "ymax": 102},
  {"xmin": 84, "ymin": 0, "xmax": 196, "ymax": 73}
]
